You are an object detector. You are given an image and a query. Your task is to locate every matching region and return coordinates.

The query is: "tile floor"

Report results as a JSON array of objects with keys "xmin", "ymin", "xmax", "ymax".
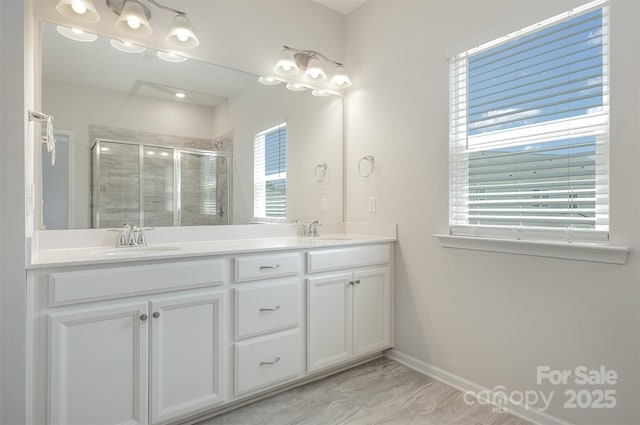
[{"xmin": 199, "ymin": 357, "xmax": 532, "ymax": 425}]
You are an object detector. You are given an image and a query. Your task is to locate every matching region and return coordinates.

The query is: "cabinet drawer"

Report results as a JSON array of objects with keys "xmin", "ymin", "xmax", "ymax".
[
  {"xmin": 235, "ymin": 280, "xmax": 299, "ymax": 339},
  {"xmin": 234, "ymin": 253, "xmax": 300, "ymax": 282},
  {"xmin": 49, "ymin": 259, "xmax": 224, "ymax": 306},
  {"xmin": 306, "ymin": 244, "xmax": 390, "ymax": 273},
  {"xmin": 234, "ymin": 329, "xmax": 300, "ymax": 395}
]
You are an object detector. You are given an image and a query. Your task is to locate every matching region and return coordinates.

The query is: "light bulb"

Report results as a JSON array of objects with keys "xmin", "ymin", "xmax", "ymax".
[
  {"xmin": 176, "ymin": 30, "xmax": 189, "ymax": 42},
  {"xmin": 123, "ymin": 41, "xmax": 132, "ymax": 47},
  {"xmin": 127, "ymin": 16, "xmax": 141, "ymax": 29},
  {"xmin": 71, "ymin": 28, "xmax": 84, "ymax": 35},
  {"xmin": 175, "ymin": 92, "xmax": 186, "ymax": 98},
  {"xmin": 71, "ymin": 1, "xmax": 87, "ymax": 14}
]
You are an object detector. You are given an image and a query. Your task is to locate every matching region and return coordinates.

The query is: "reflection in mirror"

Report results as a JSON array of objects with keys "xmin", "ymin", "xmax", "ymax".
[{"xmin": 40, "ymin": 21, "xmax": 343, "ymax": 229}]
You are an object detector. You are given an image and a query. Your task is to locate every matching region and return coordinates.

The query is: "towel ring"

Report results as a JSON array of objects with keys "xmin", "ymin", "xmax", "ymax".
[
  {"xmin": 314, "ymin": 163, "xmax": 328, "ymax": 182},
  {"xmin": 358, "ymin": 155, "xmax": 375, "ymax": 177}
]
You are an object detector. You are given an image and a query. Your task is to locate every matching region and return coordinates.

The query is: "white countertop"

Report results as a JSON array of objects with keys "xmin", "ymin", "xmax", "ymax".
[{"xmin": 28, "ymin": 234, "xmax": 396, "ymax": 269}]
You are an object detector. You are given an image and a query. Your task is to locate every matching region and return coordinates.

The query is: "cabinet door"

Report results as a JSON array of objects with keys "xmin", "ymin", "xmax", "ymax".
[
  {"xmin": 353, "ymin": 267, "xmax": 391, "ymax": 357},
  {"xmin": 150, "ymin": 292, "xmax": 224, "ymax": 425},
  {"xmin": 307, "ymin": 273, "xmax": 352, "ymax": 372},
  {"xmin": 49, "ymin": 302, "xmax": 149, "ymax": 425}
]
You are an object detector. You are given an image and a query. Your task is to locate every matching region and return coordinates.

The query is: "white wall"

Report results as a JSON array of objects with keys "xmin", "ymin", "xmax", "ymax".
[
  {"xmin": 0, "ymin": 0, "xmax": 31, "ymax": 423},
  {"xmin": 345, "ymin": 1, "xmax": 639, "ymax": 424},
  {"xmin": 43, "ymin": 79, "xmax": 216, "ymax": 228}
]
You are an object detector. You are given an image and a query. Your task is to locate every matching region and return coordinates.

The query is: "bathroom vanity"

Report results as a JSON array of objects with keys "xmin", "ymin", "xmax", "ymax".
[{"xmin": 26, "ymin": 234, "xmax": 394, "ymax": 425}]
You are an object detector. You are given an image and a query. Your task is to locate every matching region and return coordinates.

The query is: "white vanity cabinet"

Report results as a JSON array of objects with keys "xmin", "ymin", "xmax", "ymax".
[
  {"xmin": 29, "ymin": 259, "xmax": 226, "ymax": 425},
  {"xmin": 28, "ymin": 240, "xmax": 394, "ymax": 425},
  {"xmin": 306, "ymin": 245, "xmax": 392, "ymax": 373}
]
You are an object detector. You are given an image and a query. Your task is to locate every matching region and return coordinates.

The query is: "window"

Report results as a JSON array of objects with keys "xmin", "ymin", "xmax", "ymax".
[
  {"xmin": 449, "ymin": 0, "xmax": 609, "ymax": 242},
  {"xmin": 254, "ymin": 122, "xmax": 287, "ymax": 220}
]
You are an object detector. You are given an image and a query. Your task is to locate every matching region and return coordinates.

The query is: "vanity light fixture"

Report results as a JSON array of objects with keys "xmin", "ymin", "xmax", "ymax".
[
  {"xmin": 56, "ymin": 25, "xmax": 98, "ymax": 42},
  {"xmin": 273, "ymin": 45, "xmax": 352, "ymax": 89},
  {"xmin": 258, "ymin": 76, "xmax": 283, "ymax": 86},
  {"xmin": 286, "ymin": 83, "xmax": 308, "ymax": 92},
  {"xmin": 56, "ymin": 0, "xmax": 200, "ymax": 48},
  {"xmin": 156, "ymin": 51, "xmax": 188, "ymax": 63},
  {"xmin": 110, "ymin": 38, "xmax": 146, "ymax": 53},
  {"xmin": 56, "ymin": 0, "xmax": 101, "ymax": 23},
  {"xmin": 311, "ymin": 89, "xmax": 330, "ymax": 97}
]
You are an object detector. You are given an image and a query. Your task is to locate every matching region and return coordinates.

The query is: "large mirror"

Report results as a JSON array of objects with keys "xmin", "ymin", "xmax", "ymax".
[{"xmin": 40, "ymin": 21, "xmax": 343, "ymax": 229}]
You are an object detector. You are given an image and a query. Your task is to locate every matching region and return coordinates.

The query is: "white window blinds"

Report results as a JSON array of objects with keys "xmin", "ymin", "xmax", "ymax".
[
  {"xmin": 254, "ymin": 122, "xmax": 287, "ymax": 220},
  {"xmin": 449, "ymin": 0, "xmax": 609, "ymax": 242}
]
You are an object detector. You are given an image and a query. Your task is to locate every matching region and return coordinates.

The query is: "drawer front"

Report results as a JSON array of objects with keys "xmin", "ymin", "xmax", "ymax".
[
  {"xmin": 235, "ymin": 280, "xmax": 299, "ymax": 339},
  {"xmin": 49, "ymin": 259, "xmax": 225, "ymax": 306},
  {"xmin": 306, "ymin": 244, "xmax": 390, "ymax": 273},
  {"xmin": 234, "ymin": 253, "xmax": 300, "ymax": 282},
  {"xmin": 234, "ymin": 329, "xmax": 300, "ymax": 396}
]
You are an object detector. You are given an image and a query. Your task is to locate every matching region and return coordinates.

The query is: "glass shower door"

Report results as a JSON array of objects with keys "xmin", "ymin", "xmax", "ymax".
[
  {"xmin": 179, "ymin": 152, "xmax": 230, "ymax": 226},
  {"xmin": 142, "ymin": 146, "xmax": 175, "ymax": 227},
  {"xmin": 94, "ymin": 141, "xmax": 140, "ymax": 228}
]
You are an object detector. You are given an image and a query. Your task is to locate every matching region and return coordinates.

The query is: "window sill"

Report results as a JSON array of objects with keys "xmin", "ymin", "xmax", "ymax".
[{"xmin": 433, "ymin": 234, "xmax": 631, "ymax": 265}]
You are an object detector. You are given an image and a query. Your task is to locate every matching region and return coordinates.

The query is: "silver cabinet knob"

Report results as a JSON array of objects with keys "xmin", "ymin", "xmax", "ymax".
[
  {"xmin": 152, "ymin": 312, "xmax": 160, "ymax": 319},
  {"xmin": 348, "ymin": 281, "xmax": 354, "ymax": 286},
  {"xmin": 140, "ymin": 314, "xmax": 148, "ymax": 321},
  {"xmin": 355, "ymin": 280, "xmax": 361, "ymax": 285}
]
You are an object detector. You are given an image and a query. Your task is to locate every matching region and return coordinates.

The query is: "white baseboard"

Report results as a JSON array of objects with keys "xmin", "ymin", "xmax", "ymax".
[{"xmin": 384, "ymin": 349, "xmax": 574, "ymax": 425}]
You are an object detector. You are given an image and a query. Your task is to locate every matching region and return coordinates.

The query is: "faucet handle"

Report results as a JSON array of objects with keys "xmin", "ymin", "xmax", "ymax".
[
  {"xmin": 136, "ymin": 227, "xmax": 153, "ymax": 246},
  {"xmin": 310, "ymin": 220, "xmax": 323, "ymax": 237}
]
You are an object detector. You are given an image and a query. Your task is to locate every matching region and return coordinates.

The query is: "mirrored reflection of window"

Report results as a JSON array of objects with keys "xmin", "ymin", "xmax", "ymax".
[{"xmin": 254, "ymin": 123, "xmax": 287, "ymax": 220}]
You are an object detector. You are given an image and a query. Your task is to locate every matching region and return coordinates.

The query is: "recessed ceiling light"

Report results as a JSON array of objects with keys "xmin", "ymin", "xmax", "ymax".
[
  {"xmin": 175, "ymin": 92, "xmax": 186, "ymax": 98},
  {"xmin": 56, "ymin": 25, "xmax": 98, "ymax": 42},
  {"xmin": 157, "ymin": 51, "xmax": 188, "ymax": 63},
  {"xmin": 286, "ymin": 83, "xmax": 307, "ymax": 92},
  {"xmin": 258, "ymin": 76, "xmax": 283, "ymax": 86},
  {"xmin": 110, "ymin": 39, "xmax": 146, "ymax": 53}
]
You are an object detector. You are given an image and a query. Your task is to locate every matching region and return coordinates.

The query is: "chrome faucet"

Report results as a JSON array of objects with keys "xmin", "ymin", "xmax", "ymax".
[
  {"xmin": 292, "ymin": 219, "xmax": 323, "ymax": 238},
  {"xmin": 115, "ymin": 224, "xmax": 150, "ymax": 247}
]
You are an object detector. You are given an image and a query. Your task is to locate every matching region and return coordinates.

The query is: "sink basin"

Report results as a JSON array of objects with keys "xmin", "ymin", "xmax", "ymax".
[
  {"xmin": 92, "ymin": 246, "xmax": 182, "ymax": 257},
  {"xmin": 305, "ymin": 236, "xmax": 353, "ymax": 243}
]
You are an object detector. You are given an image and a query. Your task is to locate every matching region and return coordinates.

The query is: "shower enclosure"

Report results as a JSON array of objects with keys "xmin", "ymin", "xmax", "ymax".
[{"xmin": 91, "ymin": 139, "xmax": 231, "ymax": 228}]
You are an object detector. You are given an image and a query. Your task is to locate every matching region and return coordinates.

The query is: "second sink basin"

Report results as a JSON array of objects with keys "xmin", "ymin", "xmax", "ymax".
[{"xmin": 92, "ymin": 246, "xmax": 182, "ymax": 257}]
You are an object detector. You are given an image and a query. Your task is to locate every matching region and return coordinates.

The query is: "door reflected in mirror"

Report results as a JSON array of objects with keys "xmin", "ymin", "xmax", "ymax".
[{"xmin": 40, "ymin": 21, "xmax": 343, "ymax": 229}]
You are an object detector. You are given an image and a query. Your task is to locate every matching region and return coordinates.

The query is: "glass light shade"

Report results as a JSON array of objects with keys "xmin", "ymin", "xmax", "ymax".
[
  {"xmin": 286, "ymin": 83, "xmax": 307, "ymax": 92},
  {"xmin": 115, "ymin": 0, "xmax": 153, "ymax": 36},
  {"xmin": 166, "ymin": 14, "xmax": 199, "ymax": 48},
  {"xmin": 56, "ymin": 25, "xmax": 98, "ymax": 42},
  {"xmin": 110, "ymin": 39, "xmax": 146, "ymax": 53},
  {"xmin": 156, "ymin": 51, "xmax": 188, "ymax": 63},
  {"xmin": 304, "ymin": 57, "xmax": 327, "ymax": 82},
  {"xmin": 331, "ymin": 65, "xmax": 352, "ymax": 88},
  {"xmin": 312, "ymin": 89, "xmax": 330, "ymax": 97},
  {"xmin": 274, "ymin": 49, "xmax": 300, "ymax": 76},
  {"xmin": 258, "ymin": 76, "xmax": 283, "ymax": 86},
  {"xmin": 56, "ymin": 0, "xmax": 101, "ymax": 23}
]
